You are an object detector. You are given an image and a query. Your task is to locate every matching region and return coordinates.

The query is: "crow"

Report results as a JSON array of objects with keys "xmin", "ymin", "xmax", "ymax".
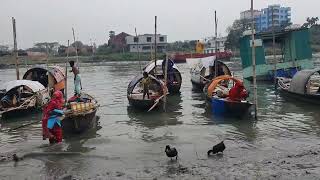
[
  {"xmin": 207, "ymin": 141, "xmax": 225, "ymax": 155},
  {"xmin": 165, "ymin": 145, "xmax": 178, "ymax": 160}
]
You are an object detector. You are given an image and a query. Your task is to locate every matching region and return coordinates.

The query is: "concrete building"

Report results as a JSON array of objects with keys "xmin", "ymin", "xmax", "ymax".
[
  {"xmin": 204, "ymin": 37, "xmax": 227, "ymax": 54},
  {"xmin": 126, "ymin": 34, "xmax": 167, "ymax": 53},
  {"xmin": 108, "ymin": 32, "xmax": 131, "ymax": 52},
  {"xmin": 240, "ymin": 10, "xmax": 261, "ymax": 20},
  {"xmin": 240, "ymin": 4, "xmax": 291, "ymax": 32}
]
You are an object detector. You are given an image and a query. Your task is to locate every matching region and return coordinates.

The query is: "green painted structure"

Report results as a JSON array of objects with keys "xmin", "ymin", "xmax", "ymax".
[{"xmin": 240, "ymin": 28, "xmax": 314, "ymax": 81}]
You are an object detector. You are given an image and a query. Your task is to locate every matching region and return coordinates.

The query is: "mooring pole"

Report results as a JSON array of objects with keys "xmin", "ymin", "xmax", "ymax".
[
  {"xmin": 12, "ymin": 17, "xmax": 19, "ymax": 80},
  {"xmin": 251, "ymin": 0, "xmax": 258, "ymax": 119},
  {"xmin": 154, "ymin": 16, "xmax": 157, "ymax": 75},
  {"xmin": 65, "ymin": 40, "xmax": 70, "ymax": 102},
  {"xmin": 272, "ymin": 6, "xmax": 277, "ymax": 89},
  {"xmin": 214, "ymin": 10, "xmax": 218, "ymax": 78}
]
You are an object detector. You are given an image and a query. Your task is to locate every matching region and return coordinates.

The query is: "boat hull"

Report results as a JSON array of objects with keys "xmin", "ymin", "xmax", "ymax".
[
  {"xmin": 62, "ymin": 109, "xmax": 97, "ymax": 134},
  {"xmin": 0, "ymin": 107, "xmax": 38, "ymax": 119},
  {"xmin": 279, "ymin": 88, "xmax": 320, "ymax": 104},
  {"xmin": 128, "ymin": 97, "xmax": 161, "ymax": 110},
  {"xmin": 211, "ymin": 97, "xmax": 253, "ymax": 117},
  {"xmin": 243, "ymin": 59, "xmax": 314, "ymax": 81}
]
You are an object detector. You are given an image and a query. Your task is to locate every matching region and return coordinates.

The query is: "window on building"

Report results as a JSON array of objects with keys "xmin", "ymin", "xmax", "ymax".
[
  {"xmin": 134, "ymin": 37, "xmax": 138, "ymax": 43},
  {"xmin": 142, "ymin": 46, "xmax": 151, "ymax": 50},
  {"xmin": 147, "ymin": 37, "xmax": 152, "ymax": 42},
  {"xmin": 132, "ymin": 46, "xmax": 135, "ymax": 49},
  {"xmin": 159, "ymin": 37, "xmax": 164, "ymax": 42}
]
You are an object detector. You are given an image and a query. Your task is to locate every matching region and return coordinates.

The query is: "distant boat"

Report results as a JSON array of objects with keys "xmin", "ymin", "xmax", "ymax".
[
  {"xmin": 240, "ymin": 28, "xmax": 314, "ymax": 81},
  {"xmin": 144, "ymin": 59, "xmax": 182, "ymax": 94},
  {"xmin": 127, "ymin": 74, "xmax": 167, "ymax": 110},
  {"xmin": 205, "ymin": 75, "xmax": 253, "ymax": 117},
  {"xmin": 278, "ymin": 68, "xmax": 320, "ymax": 104},
  {"xmin": 186, "ymin": 56, "xmax": 231, "ymax": 90},
  {"xmin": 0, "ymin": 80, "xmax": 50, "ymax": 118}
]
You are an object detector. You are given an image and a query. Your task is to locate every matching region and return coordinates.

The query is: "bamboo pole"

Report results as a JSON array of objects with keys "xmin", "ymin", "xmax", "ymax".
[
  {"xmin": 251, "ymin": 0, "xmax": 258, "ymax": 119},
  {"xmin": 72, "ymin": 28, "xmax": 79, "ymax": 68},
  {"xmin": 135, "ymin": 28, "xmax": 142, "ymax": 72},
  {"xmin": 65, "ymin": 40, "xmax": 70, "ymax": 102},
  {"xmin": 272, "ymin": 6, "xmax": 277, "ymax": 89},
  {"xmin": 12, "ymin": 17, "xmax": 19, "ymax": 80},
  {"xmin": 214, "ymin": 10, "xmax": 218, "ymax": 78},
  {"xmin": 154, "ymin": 16, "xmax": 157, "ymax": 75},
  {"xmin": 163, "ymin": 54, "xmax": 168, "ymax": 111}
]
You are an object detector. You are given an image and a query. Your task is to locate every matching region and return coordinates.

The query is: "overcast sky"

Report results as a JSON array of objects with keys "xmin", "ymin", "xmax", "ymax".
[{"xmin": 0, "ymin": 0, "xmax": 319, "ymax": 49}]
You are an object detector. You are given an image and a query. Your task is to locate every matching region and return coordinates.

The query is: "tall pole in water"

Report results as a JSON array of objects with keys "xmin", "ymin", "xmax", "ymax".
[
  {"xmin": 65, "ymin": 40, "xmax": 70, "ymax": 102},
  {"xmin": 154, "ymin": 16, "xmax": 157, "ymax": 75},
  {"xmin": 72, "ymin": 28, "xmax": 79, "ymax": 69},
  {"xmin": 272, "ymin": 6, "xmax": 277, "ymax": 89},
  {"xmin": 214, "ymin": 10, "xmax": 218, "ymax": 78},
  {"xmin": 12, "ymin": 17, "xmax": 20, "ymax": 80},
  {"xmin": 251, "ymin": 0, "xmax": 258, "ymax": 119},
  {"xmin": 135, "ymin": 28, "xmax": 141, "ymax": 72}
]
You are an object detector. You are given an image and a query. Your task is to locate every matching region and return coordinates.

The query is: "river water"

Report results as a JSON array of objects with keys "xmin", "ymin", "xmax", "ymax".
[{"xmin": 0, "ymin": 60, "xmax": 320, "ymax": 179}]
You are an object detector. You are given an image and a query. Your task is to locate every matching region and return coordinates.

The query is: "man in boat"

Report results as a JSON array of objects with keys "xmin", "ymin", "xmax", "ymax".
[
  {"xmin": 228, "ymin": 81, "xmax": 248, "ymax": 102},
  {"xmin": 42, "ymin": 91, "xmax": 64, "ymax": 142},
  {"xmin": 162, "ymin": 57, "xmax": 174, "ymax": 84},
  {"xmin": 141, "ymin": 72, "xmax": 152, "ymax": 99},
  {"xmin": 69, "ymin": 61, "xmax": 82, "ymax": 96}
]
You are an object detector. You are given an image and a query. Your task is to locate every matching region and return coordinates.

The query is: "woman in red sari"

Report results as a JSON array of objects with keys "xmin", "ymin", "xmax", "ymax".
[{"xmin": 42, "ymin": 91, "xmax": 64, "ymax": 142}]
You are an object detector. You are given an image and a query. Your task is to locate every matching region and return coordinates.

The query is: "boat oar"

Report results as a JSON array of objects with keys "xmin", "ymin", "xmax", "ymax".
[{"xmin": 148, "ymin": 94, "xmax": 165, "ymax": 112}]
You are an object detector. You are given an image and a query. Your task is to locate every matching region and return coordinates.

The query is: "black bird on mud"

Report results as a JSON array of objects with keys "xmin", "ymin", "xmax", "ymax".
[
  {"xmin": 165, "ymin": 145, "xmax": 178, "ymax": 160},
  {"xmin": 207, "ymin": 141, "xmax": 225, "ymax": 155}
]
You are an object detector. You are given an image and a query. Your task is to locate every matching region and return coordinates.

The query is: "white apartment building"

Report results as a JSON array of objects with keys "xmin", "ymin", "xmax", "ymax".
[
  {"xmin": 204, "ymin": 37, "xmax": 227, "ymax": 54},
  {"xmin": 126, "ymin": 34, "xmax": 167, "ymax": 53}
]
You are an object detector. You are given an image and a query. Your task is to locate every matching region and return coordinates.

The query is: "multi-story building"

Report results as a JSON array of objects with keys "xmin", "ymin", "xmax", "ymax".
[
  {"xmin": 125, "ymin": 34, "xmax": 167, "ymax": 53},
  {"xmin": 240, "ymin": 4, "xmax": 291, "ymax": 32},
  {"xmin": 204, "ymin": 37, "xmax": 227, "ymax": 54},
  {"xmin": 240, "ymin": 10, "xmax": 261, "ymax": 20}
]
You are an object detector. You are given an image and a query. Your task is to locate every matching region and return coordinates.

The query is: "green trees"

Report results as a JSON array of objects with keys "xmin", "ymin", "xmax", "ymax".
[
  {"xmin": 225, "ymin": 19, "xmax": 251, "ymax": 50},
  {"xmin": 302, "ymin": 17, "xmax": 319, "ymax": 28}
]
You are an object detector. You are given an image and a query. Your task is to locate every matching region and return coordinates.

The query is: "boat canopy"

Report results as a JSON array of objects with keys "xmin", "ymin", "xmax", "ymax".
[
  {"xmin": 144, "ymin": 59, "xmax": 178, "ymax": 73},
  {"xmin": 186, "ymin": 56, "xmax": 231, "ymax": 75},
  {"xmin": 207, "ymin": 75, "xmax": 242, "ymax": 97},
  {"xmin": 23, "ymin": 66, "xmax": 65, "ymax": 83},
  {"xmin": 186, "ymin": 56, "xmax": 215, "ymax": 70},
  {"xmin": 127, "ymin": 74, "xmax": 162, "ymax": 94},
  {"xmin": 288, "ymin": 68, "xmax": 320, "ymax": 95},
  {"xmin": 1, "ymin": 80, "xmax": 45, "ymax": 92}
]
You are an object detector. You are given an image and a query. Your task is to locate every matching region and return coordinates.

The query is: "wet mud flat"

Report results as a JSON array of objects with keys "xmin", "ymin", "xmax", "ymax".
[{"xmin": 1, "ymin": 134, "xmax": 320, "ymax": 180}]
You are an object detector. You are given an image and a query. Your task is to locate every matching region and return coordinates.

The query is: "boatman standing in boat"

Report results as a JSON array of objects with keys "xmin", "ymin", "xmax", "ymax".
[
  {"xmin": 141, "ymin": 72, "xmax": 152, "ymax": 99},
  {"xmin": 69, "ymin": 61, "xmax": 82, "ymax": 96}
]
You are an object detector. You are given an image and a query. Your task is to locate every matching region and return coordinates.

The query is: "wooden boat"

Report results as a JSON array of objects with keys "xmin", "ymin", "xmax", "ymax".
[
  {"xmin": 0, "ymin": 80, "xmax": 50, "ymax": 118},
  {"xmin": 144, "ymin": 59, "xmax": 182, "ymax": 94},
  {"xmin": 186, "ymin": 56, "xmax": 231, "ymax": 90},
  {"xmin": 205, "ymin": 75, "xmax": 253, "ymax": 117},
  {"xmin": 62, "ymin": 93, "xmax": 99, "ymax": 133},
  {"xmin": 23, "ymin": 66, "xmax": 66, "ymax": 92},
  {"xmin": 127, "ymin": 74, "xmax": 167, "ymax": 110},
  {"xmin": 278, "ymin": 68, "xmax": 320, "ymax": 104}
]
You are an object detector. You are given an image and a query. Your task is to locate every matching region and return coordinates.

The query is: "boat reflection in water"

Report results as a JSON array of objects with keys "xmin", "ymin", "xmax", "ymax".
[{"xmin": 127, "ymin": 94, "xmax": 183, "ymax": 129}]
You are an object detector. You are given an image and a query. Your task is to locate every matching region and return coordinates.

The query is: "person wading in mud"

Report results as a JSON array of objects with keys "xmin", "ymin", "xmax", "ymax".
[{"xmin": 69, "ymin": 61, "xmax": 82, "ymax": 96}]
